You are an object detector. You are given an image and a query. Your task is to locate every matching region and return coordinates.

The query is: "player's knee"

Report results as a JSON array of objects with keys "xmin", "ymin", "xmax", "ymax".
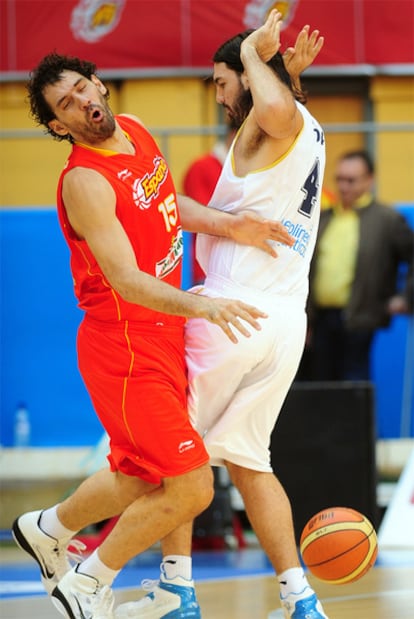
[
  {"xmin": 167, "ymin": 463, "xmax": 214, "ymax": 518},
  {"xmin": 188, "ymin": 464, "xmax": 214, "ymax": 514},
  {"xmin": 199, "ymin": 466, "xmax": 215, "ymax": 510}
]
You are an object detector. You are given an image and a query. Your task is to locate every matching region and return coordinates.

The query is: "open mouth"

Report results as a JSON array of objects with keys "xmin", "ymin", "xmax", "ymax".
[{"xmin": 89, "ymin": 107, "xmax": 103, "ymax": 122}]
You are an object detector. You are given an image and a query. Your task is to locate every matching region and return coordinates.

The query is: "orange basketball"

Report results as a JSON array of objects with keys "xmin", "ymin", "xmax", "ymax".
[{"xmin": 299, "ymin": 507, "xmax": 378, "ymax": 585}]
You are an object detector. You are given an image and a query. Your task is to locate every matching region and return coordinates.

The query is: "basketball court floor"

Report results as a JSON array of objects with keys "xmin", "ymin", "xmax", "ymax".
[
  {"xmin": 2, "ymin": 449, "xmax": 414, "ymax": 618},
  {"xmin": 1, "ymin": 542, "xmax": 413, "ymax": 619}
]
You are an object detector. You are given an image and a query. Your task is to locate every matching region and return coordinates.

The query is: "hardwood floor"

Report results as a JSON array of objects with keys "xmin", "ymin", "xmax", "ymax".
[{"xmin": 2, "ymin": 565, "xmax": 410, "ymax": 619}]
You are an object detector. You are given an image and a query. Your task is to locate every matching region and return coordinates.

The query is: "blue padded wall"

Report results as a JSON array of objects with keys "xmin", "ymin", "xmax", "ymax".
[{"xmin": 0, "ymin": 207, "xmax": 413, "ymax": 446}]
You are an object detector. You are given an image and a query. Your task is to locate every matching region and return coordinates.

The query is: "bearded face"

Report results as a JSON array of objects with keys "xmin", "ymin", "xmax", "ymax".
[
  {"xmin": 214, "ymin": 63, "xmax": 253, "ymax": 130},
  {"xmin": 225, "ymin": 81, "xmax": 253, "ymax": 129}
]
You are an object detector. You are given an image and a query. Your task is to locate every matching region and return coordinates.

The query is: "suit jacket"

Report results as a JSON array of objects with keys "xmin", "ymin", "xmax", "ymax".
[{"xmin": 308, "ymin": 200, "xmax": 414, "ymax": 330}]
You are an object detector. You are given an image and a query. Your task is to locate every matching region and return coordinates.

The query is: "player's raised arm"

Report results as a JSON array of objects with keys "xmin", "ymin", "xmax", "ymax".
[{"xmin": 240, "ymin": 10, "xmax": 302, "ymax": 139}]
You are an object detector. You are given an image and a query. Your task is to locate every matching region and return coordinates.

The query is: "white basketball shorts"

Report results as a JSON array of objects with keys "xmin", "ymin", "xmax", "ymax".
[{"xmin": 185, "ymin": 276, "xmax": 307, "ymax": 472}]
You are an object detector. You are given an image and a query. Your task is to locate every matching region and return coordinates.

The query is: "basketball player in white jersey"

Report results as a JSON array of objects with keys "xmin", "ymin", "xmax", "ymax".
[{"xmin": 116, "ymin": 11, "xmax": 328, "ymax": 619}]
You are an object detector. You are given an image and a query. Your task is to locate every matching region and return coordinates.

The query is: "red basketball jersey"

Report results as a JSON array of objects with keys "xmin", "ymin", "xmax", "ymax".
[{"xmin": 56, "ymin": 115, "xmax": 184, "ymax": 326}]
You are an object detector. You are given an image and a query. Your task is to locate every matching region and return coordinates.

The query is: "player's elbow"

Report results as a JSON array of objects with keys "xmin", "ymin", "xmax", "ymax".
[{"xmin": 260, "ymin": 104, "xmax": 302, "ymax": 139}]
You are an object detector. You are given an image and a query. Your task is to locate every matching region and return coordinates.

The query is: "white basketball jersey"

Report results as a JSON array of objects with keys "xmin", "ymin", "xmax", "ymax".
[{"xmin": 196, "ymin": 102, "xmax": 326, "ymax": 303}]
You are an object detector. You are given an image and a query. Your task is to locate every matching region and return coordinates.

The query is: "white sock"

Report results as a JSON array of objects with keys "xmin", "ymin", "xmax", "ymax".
[
  {"xmin": 77, "ymin": 549, "xmax": 120, "ymax": 586},
  {"xmin": 39, "ymin": 506, "xmax": 78, "ymax": 540},
  {"xmin": 162, "ymin": 555, "xmax": 192, "ymax": 581},
  {"xmin": 278, "ymin": 567, "xmax": 311, "ymax": 597}
]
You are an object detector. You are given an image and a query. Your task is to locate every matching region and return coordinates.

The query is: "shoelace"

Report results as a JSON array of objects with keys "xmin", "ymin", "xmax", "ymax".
[
  {"xmin": 141, "ymin": 578, "xmax": 160, "ymax": 592},
  {"xmin": 49, "ymin": 538, "xmax": 86, "ymax": 576},
  {"xmin": 92, "ymin": 584, "xmax": 115, "ymax": 616}
]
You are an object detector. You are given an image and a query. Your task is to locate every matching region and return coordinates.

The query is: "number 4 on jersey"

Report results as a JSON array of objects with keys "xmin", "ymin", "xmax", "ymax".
[{"xmin": 299, "ymin": 159, "xmax": 320, "ymax": 218}]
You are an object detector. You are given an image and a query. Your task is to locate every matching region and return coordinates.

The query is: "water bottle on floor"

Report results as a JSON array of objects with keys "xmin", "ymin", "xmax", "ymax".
[{"xmin": 14, "ymin": 403, "xmax": 31, "ymax": 448}]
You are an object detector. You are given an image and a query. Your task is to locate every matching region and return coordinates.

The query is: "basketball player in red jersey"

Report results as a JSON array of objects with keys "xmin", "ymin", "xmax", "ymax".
[{"xmin": 11, "ymin": 53, "xmax": 293, "ymax": 619}]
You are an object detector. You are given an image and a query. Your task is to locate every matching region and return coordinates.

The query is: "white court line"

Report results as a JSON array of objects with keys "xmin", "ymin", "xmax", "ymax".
[
  {"xmin": 322, "ymin": 588, "xmax": 414, "ymax": 603},
  {"xmin": 0, "ymin": 582, "xmax": 44, "ymax": 595}
]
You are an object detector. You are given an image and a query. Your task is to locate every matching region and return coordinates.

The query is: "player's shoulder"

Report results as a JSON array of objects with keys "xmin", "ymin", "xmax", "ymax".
[
  {"xmin": 64, "ymin": 165, "xmax": 109, "ymax": 190},
  {"xmin": 118, "ymin": 113, "xmax": 146, "ymax": 128}
]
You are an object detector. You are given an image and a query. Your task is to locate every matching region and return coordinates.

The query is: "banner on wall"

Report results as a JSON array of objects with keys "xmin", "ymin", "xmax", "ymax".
[{"xmin": 1, "ymin": 0, "xmax": 413, "ymax": 76}]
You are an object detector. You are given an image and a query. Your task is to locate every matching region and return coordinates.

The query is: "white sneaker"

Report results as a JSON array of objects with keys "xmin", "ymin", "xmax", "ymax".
[
  {"xmin": 115, "ymin": 574, "xmax": 200, "ymax": 618},
  {"xmin": 269, "ymin": 587, "xmax": 328, "ymax": 618},
  {"xmin": 52, "ymin": 565, "xmax": 115, "ymax": 619},
  {"xmin": 12, "ymin": 510, "xmax": 85, "ymax": 594}
]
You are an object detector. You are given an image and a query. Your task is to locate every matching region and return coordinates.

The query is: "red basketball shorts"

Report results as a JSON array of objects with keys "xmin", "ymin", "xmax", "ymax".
[{"xmin": 77, "ymin": 316, "xmax": 209, "ymax": 485}]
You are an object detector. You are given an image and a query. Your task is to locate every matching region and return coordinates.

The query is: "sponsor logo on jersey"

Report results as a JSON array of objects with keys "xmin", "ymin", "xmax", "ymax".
[
  {"xmin": 117, "ymin": 168, "xmax": 132, "ymax": 182},
  {"xmin": 155, "ymin": 227, "xmax": 183, "ymax": 279},
  {"xmin": 282, "ymin": 219, "xmax": 312, "ymax": 257},
  {"xmin": 132, "ymin": 156, "xmax": 169, "ymax": 209},
  {"xmin": 178, "ymin": 439, "xmax": 195, "ymax": 454}
]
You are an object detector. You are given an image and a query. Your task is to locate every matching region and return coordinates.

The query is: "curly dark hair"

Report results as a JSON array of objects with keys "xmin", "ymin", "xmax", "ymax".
[
  {"xmin": 27, "ymin": 53, "xmax": 100, "ymax": 142},
  {"xmin": 213, "ymin": 30, "xmax": 307, "ymax": 105}
]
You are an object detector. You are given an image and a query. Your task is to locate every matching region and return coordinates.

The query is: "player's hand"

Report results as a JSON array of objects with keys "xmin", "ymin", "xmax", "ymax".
[
  {"xmin": 229, "ymin": 211, "xmax": 294, "ymax": 258},
  {"xmin": 241, "ymin": 9, "xmax": 283, "ymax": 63},
  {"xmin": 195, "ymin": 296, "xmax": 268, "ymax": 343},
  {"xmin": 283, "ymin": 25, "xmax": 324, "ymax": 80}
]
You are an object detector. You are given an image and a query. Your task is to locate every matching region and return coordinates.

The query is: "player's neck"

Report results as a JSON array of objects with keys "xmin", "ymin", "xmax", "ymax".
[{"xmin": 74, "ymin": 125, "xmax": 135, "ymax": 156}]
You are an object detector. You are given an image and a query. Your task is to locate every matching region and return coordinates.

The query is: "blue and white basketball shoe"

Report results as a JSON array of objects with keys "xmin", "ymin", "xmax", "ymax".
[
  {"xmin": 269, "ymin": 589, "xmax": 329, "ymax": 618},
  {"xmin": 115, "ymin": 567, "xmax": 200, "ymax": 618}
]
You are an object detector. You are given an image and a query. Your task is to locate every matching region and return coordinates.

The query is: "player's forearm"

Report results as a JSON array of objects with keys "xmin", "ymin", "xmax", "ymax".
[
  {"xmin": 240, "ymin": 44, "xmax": 296, "ymax": 127},
  {"xmin": 113, "ymin": 265, "xmax": 205, "ymax": 317},
  {"xmin": 177, "ymin": 193, "xmax": 232, "ymax": 237}
]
